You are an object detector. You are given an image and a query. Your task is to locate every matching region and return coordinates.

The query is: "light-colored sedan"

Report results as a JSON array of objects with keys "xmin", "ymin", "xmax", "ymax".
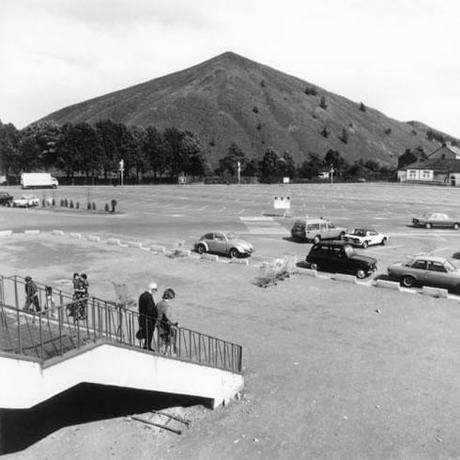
[
  {"xmin": 412, "ymin": 212, "xmax": 460, "ymax": 229},
  {"xmin": 388, "ymin": 255, "xmax": 460, "ymax": 291},
  {"xmin": 12, "ymin": 194, "xmax": 40, "ymax": 207},
  {"xmin": 343, "ymin": 228, "xmax": 389, "ymax": 248},
  {"xmin": 194, "ymin": 231, "xmax": 254, "ymax": 258}
]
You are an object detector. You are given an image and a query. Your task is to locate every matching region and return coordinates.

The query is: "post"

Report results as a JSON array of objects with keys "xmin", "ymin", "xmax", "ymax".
[
  {"xmin": 119, "ymin": 159, "xmax": 124, "ymax": 187},
  {"xmin": 330, "ymin": 166, "xmax": 334, "ymax": 185},
  {"xmin": 237, "ymin": 161, "xmax": 241, "ymax": 185}
]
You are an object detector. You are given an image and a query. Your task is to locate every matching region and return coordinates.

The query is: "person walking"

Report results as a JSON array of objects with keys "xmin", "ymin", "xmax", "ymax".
[
  {"xmin": 156, "ymin": 288, "xmax": 177, "ymax": 354},
  {"xmin": 138, "ymin": 281, "xmax": 158, "ymax": 351},
  {"xmin": 24, "ymin": 276, "xmax": 40, "ymax": 313},
  {"xmin": 79, "ymin": 273, "xmax": 89, "ymax": 320}
]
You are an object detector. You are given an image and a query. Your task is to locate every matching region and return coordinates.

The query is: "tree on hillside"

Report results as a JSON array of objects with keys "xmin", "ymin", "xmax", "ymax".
[
  {"xmin": 324, "ymin": 149, "xmax": 349, "ymax": 177},
  {"xmin": 319, "ymin": 96, "xmax": 328, "ymax": 110},
  {"xmin": 143, "ymin": 126, "xmax": 165, "ymax": 179},
  {"xmin": 339, "ymin": 128, "xmax": 349, "ymax": 144},
  {"xmin": 95, "ymin": 120, "xmax": 123, "ymax": 178},
  {"xmin": 297, "ymin": 153, "xmax": 323, "ymax": 179}
]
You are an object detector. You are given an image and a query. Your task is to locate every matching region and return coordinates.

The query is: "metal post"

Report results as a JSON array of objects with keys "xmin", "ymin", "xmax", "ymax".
[
  {"xmin": 14, "ymin": 276, "xmax": 19, "ymax": 310},
  {"xmin": 16, "ymin": 308, "xmax": 22, "ymax": 354},
  {"xmin": 38, "ymin": 311, "xmax": 43, "ymax": 360}
]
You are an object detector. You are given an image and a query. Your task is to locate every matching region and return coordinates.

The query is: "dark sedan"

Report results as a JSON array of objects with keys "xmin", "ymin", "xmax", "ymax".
[{"xmin": 412, "ymin": 212, "xmax": 460, "ymax": 229}]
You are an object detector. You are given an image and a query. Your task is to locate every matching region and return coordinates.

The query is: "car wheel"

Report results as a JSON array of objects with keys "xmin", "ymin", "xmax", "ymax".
[
  {"xmin": 356, "ymin": 269, "xmax": 366, "ymax": 279},
  {"xmin": 401, "ymin": 275, "xmax": 416, "ymax": 288},
  {"xmin": 229, "ymin": 248, "xmax": 240, "ymax": 259},
  {"xmin": 454, "ymin": 223, "xmax": 459, "ymax": 230},
  {"xmin": 362, "ymin": 241, "xmax": 368, "ymax": 249},
  {"xmin": 196, "ymin": 244, "xmax": 206, "ymax": 254},
  {"xmin": 425, "ymin": 223, "xmax": 432, "ymax": 229},
  {"xmin": 381, "ymin": 237, "xmax": 386, "ymax": 245},
  {"xmin": 313, "ymin": 235, "xmax": 321, "ymax": 245}
]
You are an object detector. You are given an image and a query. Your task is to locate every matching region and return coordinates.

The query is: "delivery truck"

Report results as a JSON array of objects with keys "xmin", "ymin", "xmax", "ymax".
[{"xmin": 21, "ymin": 173, "xmax": 59, "ymax": 189}]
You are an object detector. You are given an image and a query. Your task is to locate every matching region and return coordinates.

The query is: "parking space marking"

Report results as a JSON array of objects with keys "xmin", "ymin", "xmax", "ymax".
[{"xmin": 239, "ymin": 216, "xmax": 290, "ymax": 235}]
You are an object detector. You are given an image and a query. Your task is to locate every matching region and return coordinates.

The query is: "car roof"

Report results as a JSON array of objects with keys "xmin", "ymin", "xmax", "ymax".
[
  {"xmin": 295, "ymin": 217, "xmax": 329, "ymax": 223},
  {"xmin": 314, "ymin": 240, "xmax": 352, "ymax": 247},
  {"xmin": 349, "ymin": 228, "xmax": 377, "ymax": 232},
  {"xmin": 409, "ymin": 254, "xmax": 449, "ymax": 263}
]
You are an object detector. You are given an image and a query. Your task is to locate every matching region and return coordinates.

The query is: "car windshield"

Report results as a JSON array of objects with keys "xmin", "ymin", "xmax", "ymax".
[
  {"xmin": 444, "ymin": 260, "xmax": 456, "ymax": 272},
  {"xmin": 351, "ymin": 229, "xmax": 367, "ymax": 236},
  {"xmin": 225, "ymin": 232, "xmax": 236, "ymax": 240}
]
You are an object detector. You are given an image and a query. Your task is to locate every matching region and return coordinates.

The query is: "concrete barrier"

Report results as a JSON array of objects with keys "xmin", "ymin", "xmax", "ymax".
[
  {"xmin": 150, "ymin": 245, "xmax": 166, "ymax": 253},
  {"xmin": 332, "ymin": 273, "xmax": 357, "ymax": 284},
  {"xmin": 87, "ymin": 235, "xmax": 101, "ymax": 242},
  {"xmin": 300, "ymin": 268, "xmax": 318, "ymax": 277},
  {"xmin": 229, "ymin": 258, "xmax": 249, "ymax": 265},
  {"xmin": 172, "ymin": 249, "xmax": 191, "ymax": 257},
  {"xmin": 126, "ymin": 241, "xmax": 143, "ymax": 249},
  {"xmin": 51, "ymin": 230, "xmax": 64, "ymax": 236},
  {"xmin": 0, "ymin": 230, "xmax": 13, "ymax": 237},
  {"xmin": 106, "ymin": 238, "xmax": 121, "ymax": 246},
  {"xmin": 24, "ymin": 230, "xmax": 40, "ymax": 235},
  {"xmin": 373, "ymin": 279, "xmax": 401, "ymax": 291},
  {"xmin": 69, "ymin": 233, "xmax": 82, "ymax": 239},
  {"xmin": 201, "ymin": 253, "xmax": 219, "ymax": 262},
  {"xmin": 422, "ymin": 286, "xmax": 449, "ymax": 298}
]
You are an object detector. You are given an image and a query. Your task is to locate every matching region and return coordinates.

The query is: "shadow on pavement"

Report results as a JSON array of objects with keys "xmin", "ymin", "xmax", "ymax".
[{"xmin": 1, "ymin": 383, "xmax": 204, "ymax": 455}]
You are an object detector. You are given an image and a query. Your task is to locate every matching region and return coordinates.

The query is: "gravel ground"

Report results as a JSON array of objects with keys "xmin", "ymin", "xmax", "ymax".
[{"xmin": 2, "ymin": 233, "xmax": 460, "ymax": 459}]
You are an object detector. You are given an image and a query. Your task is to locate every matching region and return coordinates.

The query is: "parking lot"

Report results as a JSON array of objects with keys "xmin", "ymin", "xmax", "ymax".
[
  {"xmin": 2, "ymin": 182, "xmax": 460, "ymax": 459},
  {"xmin": 1, "ymin": 182, "xmax": 460, "ymax": 276}
]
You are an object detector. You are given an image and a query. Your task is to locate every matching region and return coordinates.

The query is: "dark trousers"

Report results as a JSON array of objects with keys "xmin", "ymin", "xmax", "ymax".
[
  {"xmin": 24, "ymin": 296, "xmax": 40, "ymax": 312},
  {"xmin": 143, "ymin": 320, "xmax": 156, "ymax": 350}
]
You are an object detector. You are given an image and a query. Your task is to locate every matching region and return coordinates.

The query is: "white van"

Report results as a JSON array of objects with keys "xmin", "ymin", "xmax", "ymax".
[{"xmin": 21, "ymin": 173, "xmax": 59, "ymax": 189}]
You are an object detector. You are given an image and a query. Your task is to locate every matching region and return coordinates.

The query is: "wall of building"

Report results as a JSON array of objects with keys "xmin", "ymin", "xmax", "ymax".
[
  {"xmin": 0, "ymin": 343, "xmax": 244, "ymax": 410},
  {"xmin": 405, "ymin": 169, "xmax": 434, "ymax": 181}
]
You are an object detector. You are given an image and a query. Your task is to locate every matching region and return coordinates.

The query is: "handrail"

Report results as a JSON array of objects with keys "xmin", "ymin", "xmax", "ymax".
[{"xmin": 0, "ymin": 276, "xmax": 243, "ymax": 372}]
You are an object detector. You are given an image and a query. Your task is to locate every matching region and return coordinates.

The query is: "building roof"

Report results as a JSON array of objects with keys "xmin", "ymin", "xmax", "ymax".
[{"xmin": 402, "ymin": 157, "xmax": 460, "ymax": 173}]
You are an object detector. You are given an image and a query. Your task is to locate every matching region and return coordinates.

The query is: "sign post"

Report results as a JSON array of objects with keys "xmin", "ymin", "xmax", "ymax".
[
  {"xmin": 119, "ymin": 159, "xmax": 124, "ymax": 187},
  {"xmin": 237, "ymin": 161, "xmax": 241, "ymax": 185},
  {"xmin": 329, "ymin": 166, "xmax": 335, "ymax": 185},
  {"xmin": 273, "ymin": 195, "xmax": 291, "ymax": 217}
]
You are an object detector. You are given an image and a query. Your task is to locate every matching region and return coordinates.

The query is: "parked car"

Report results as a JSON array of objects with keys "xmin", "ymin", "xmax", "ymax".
[
  {"xmin": 388, "ymin": 255, "xmax": 460, "ymax": 291},
  {"xmin": 291, "ymin": 217, "xmax": 346, "ymax": 244},
  {"xmin": 305, "ymin": 240, "xmax": 377, "ymax": 279},
  {"xmin": 343, "ymin": 228, "xmax": 389, "ymax": 248},
  {"xmin": 0, "ymin": 192, "xmax": 13, "ymax": 206},
  {"xmin": 194, "ymin": 231, "xmax": 254, "ymax": 258},
  {"xmin": 412, "ymin": 212, "xmax": 460, "ymax": 229},
  {"xmin": 12, "ymin": 194, "xmax": 40, "ymax": 208}
]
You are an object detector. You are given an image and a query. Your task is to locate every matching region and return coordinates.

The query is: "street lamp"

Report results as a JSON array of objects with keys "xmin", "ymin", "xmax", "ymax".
[{"xmin": 119, "ymin": 159, "xmax": 124, "ymax": 187}]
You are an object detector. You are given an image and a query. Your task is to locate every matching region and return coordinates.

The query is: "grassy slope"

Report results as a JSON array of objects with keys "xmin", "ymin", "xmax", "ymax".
[{"xmin": 39, "ymin": 52, "xmax": 457, "ymax": 167}]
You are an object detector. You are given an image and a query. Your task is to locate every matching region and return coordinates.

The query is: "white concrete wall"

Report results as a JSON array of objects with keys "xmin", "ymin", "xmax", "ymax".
[{"xmin": 0, "ymin": 344, "xmax": 244, "ymax": 410}]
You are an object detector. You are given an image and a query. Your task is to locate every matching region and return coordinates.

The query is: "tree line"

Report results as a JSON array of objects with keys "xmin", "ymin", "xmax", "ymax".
[{"xmin": 0, "ymin": 119, "xmax": 396, "ymax": 184}]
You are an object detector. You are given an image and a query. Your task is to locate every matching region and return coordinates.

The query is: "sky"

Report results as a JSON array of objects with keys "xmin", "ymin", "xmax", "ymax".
[{"xmin": 1, "ymin": 0, "xmax": 459, "ymax": 137}]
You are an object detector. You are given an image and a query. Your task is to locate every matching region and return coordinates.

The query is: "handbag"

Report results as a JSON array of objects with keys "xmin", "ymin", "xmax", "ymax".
[{"xmin": 136, "ymin": 328, "xmax": 145, "ymax": 340}]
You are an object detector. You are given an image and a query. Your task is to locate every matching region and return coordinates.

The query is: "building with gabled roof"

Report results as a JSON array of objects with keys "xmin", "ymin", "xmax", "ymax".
[{"xmin": 397, "ymin": 145, "xmax": 460, "ymax": 186}]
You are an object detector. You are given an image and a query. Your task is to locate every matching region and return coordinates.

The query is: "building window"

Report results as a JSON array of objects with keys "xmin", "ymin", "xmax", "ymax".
[
  {"xmin": 422, "ymin": 170, "xmax": 431, "ymax": 180},
  {"xmin": 408, "ymin": 170, "xmax": 417, "ymax": 179}
]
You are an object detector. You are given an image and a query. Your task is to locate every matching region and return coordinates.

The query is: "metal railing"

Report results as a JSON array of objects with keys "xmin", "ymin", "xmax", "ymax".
[{"xmin": 0, "ymin": 275, "xmax": 242, "ymax": 373}]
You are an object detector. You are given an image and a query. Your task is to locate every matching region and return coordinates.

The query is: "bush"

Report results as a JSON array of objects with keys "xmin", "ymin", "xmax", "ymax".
[
  {"xmin": 252, "ymin": 106, "xmax": 259, "ymax": 114},
  {"xmin": 111, "ymin": 199, "xmax": 117, "ymax": 213},
  {"xmin": 76, "ymin": 202, "xmax": 79, "ymax": 209},
  {"xmin": 320, "ymin": 127, "xmax": 330, "ymax": 138},
  {"xmin": 104, "ymin": 203, "xmax": 109, "ymax": 212},
  {"xmin": 42, "ymin": 199, "xmax": 46, "ymax": 207},
  {"xmin": 304, "ymin": 86, "xmax": 318, "ymax": 96},
  {"xmin": 52, "ymin": 198, "xmax": 55, "ymax": 206},
  {"xmin": 92, "ymin": 202, "xmax": 96, "ymax": 211},
  {"xmin": 339, "ymin": 128, "xmax": 349, "ymax": 144},
  {"xmin": 256, "ymin": 122, "xmax": 262, "ymax": 131},
  {"xmin": 359, "ymin": 102, "xmax": 366, "ymax": 112},
  {"xmin": 60, "ymin": 199, "xmax": 64, "ymax": 207},
  {"xmin": 260, "ymin": 80, "xmax": 266, "ymax": 88},
  {"xmin": 384, "ymin": 128, "xmax": 392, "ymax": 135},
  {"xmin": 69, "ymin": 200, "xmax": 74, "ymax": 208},
  {"xmin": 87, "ymin": 202, "xmax": 91, "ymax": 210},
  {"xmin": 64, "ymin": 198, "xmax": 68, "ymax": 207}
]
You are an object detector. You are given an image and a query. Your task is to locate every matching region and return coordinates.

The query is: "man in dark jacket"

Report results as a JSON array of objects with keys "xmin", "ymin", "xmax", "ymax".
[
  {"xmin": 138, "ymin": 281, "xmax": 158, "ymax": 351},
  {"xmin": 24, "ymin": 275, "xmax": 40, "ymax": 312}
]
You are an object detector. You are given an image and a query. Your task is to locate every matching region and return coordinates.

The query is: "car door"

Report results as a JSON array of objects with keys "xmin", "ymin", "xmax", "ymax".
[
  {"xmin": 213, "ymin": 232, "xmax": 228, "ymax": 255},
  {"xmin": 424, "ymin": 261, "xmax": 453, "ymax": 288},
  {"xmin": 408, "ymin": 259, "xmax": 428, "ymax": 283}
]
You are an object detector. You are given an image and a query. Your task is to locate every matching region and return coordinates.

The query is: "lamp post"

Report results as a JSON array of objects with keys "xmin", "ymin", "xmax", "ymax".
[
  {"xmin": 237, "ymin": 161, "xmax": 241, "ymax": 185},
  {"xmin": 119, "ymin": 159, "xmax": 124, "ymax": 187}
]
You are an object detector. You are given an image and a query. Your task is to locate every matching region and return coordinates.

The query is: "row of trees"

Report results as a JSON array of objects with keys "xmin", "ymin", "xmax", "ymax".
[
  {"xmin": 0, "ymin": 120, "xmax": 207, "ymax": 182},
  {"xmin": 0, "ymin": 119, "xmax": 396, "ymax": 184}
]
